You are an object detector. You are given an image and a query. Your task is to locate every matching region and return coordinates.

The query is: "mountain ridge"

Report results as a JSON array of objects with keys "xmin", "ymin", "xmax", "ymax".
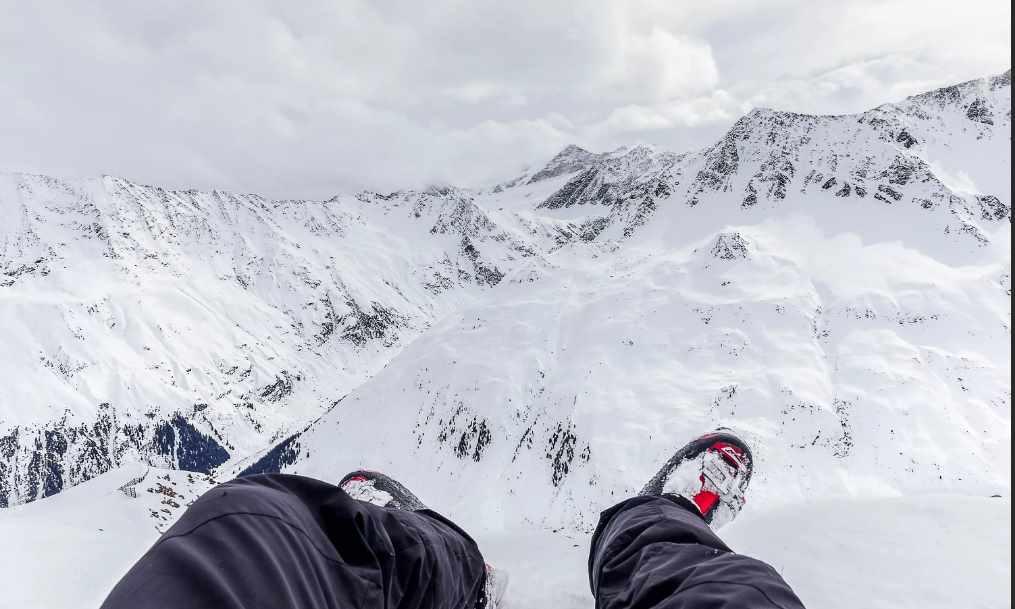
[{"xmin": 1, "ymin": 69, "xmax": 1010, "ymax": 509}]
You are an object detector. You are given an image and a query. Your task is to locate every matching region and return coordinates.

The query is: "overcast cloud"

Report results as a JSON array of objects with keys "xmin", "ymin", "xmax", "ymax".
[{"xmin": 1, "ymin": 0, "xmax": 1010, "ymax": 198}]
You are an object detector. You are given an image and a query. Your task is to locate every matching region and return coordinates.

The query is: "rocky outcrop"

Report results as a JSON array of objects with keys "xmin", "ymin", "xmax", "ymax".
[
  {"xmin": 710, "ymin": 232, "xmax": 750, "ymax": 260},
  {"xmin": 527, "ymin": 145, "xmax": 601, "ymax": 183},
  {"xmin": 0, "ymin": 405, "xmax": 228, "ymax": 507}
]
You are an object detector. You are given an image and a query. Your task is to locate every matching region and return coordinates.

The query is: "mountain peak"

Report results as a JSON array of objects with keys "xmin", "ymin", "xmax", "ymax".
[
  {"xmin": 989, "ymin": 68, "xmax": 1011, "ymax": 89},
  {"xmin": 557, "ymin": 144, "xmax": 591, "ymax": 156},
  {"xmin": 903, "ymin": 68, "xmax": 1011, "ymax": 110},
  {"xmin": 527, "ymin": 145, "xmax": 599, "ymax": 184}
]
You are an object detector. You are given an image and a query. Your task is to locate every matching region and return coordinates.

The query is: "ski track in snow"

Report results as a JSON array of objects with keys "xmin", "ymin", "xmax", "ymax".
[{"xmin": 1, "ymin": 70, "xmax": 1011, "ymax": 608}]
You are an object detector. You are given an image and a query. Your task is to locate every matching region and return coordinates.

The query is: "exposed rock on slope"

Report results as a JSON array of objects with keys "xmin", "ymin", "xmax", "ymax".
[
  {"xmin": 0, "ymin": 175, "xmax": 537, "ymax": 506},
  {"xmin": 529, "ymin": 70, "xmax": 1010, "ymax": 244}
]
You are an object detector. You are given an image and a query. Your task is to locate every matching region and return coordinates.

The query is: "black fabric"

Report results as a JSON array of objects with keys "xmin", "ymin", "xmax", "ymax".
[
  {"xmin": 100, "ymin": 473, "xmax": 486, "ymax": 609},
  {"xmin": 103, "ymin": 474, "xmax": 806, "ymax": 609},
  {"xmin": 588, "ymin": 494, "xmax": 806, "ymax": 609}
]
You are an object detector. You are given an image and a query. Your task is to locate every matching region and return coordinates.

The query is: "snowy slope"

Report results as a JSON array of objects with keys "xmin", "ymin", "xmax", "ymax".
[
  {"xmin": 0, "ymin": 177, "xmax": 537, "ymax": 506},
  {"xmin": 241, "ymin": 216, "xmax": 1010, "ymax": 530},
  {"xmin": 237, "ymin": 70, "xmax": 1011, "ymax": 531},
  {"xmin": 1, "ymin": 70, "xmax": 1011, "ymax": 608},
  {"xmin": 0, "ymin": 465, "xmax": 216, "ymax": 609}
]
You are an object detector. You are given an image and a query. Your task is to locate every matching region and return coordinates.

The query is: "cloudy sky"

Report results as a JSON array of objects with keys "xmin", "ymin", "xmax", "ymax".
[{"xmin": 1, "ymin": 1, "xmax": 1010, "ymax": 198}]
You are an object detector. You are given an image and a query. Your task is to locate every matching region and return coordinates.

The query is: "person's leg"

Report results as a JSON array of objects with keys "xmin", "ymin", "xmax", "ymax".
[
  {"xmin": 100, "ymin": 473, "xmax": 486, "ymax": 609},
  {"xmin": 589, "ymin": 430, "xmax": 806, "ymax": 609},
  {"xmin": 588, "ymin": 494, "xmax": 805, "ymax": 609}
]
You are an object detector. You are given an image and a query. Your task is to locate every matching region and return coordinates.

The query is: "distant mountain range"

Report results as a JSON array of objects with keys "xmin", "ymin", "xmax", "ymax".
[{"xmin": 1, "ymin": 69, "xmax": 1009, "ymax": 513}]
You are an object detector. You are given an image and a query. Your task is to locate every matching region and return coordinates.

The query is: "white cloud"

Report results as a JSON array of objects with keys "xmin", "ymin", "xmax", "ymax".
[
  {"xmin": 442, "ymin": 81, "xmax": 528, "ymax": 106},
  {"xmin": 597, "ymin": 90, "xmax": 738, "ymax": 135},
  {"xmin": 597, "ymin": 26, "xmax": 720, "ymax": 102},
  {"xmin": 0, "ymin": 0, "xmax": 1009, "ymax": 198}
]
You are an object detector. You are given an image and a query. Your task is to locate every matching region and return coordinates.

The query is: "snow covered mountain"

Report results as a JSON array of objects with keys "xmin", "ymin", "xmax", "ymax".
[
  {"xmin": 236, "ymin": 69, "xmax": 1011, "ymax": 528},
  {"xmin": 1, "ymin": 70, "xmax": 1011, "ymax": 608},
  {"xmin": 0, "ymin": 173, "xmax": 541, "ymax": 506}
]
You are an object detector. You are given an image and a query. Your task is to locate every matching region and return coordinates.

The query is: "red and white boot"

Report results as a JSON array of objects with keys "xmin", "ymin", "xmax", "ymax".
[
  {"xmin": 339, "ymin": 469, "xmax": 428, "ymax": 511},
  {"xmin": 641, "ymin": 430, "xmax": 754, "ymax": 529}
]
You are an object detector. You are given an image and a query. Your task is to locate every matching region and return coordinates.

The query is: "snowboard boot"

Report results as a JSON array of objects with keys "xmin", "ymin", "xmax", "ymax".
[
  {"xmin": 641, "ymin": 429, "xmax": 754, "ymax": 529},
  {"xmin": 339, "ymin": 469, "xmax": 427, "ymax": 511},
  {"xmin": 339, "ymin": 470, "xmax": 509, "ymax": 609}
]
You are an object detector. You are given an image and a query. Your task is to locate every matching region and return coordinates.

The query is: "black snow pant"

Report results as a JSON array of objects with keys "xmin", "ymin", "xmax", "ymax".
[
  {"xmin": 100, "ymin": 474, "xmax": 486, "ymax": 609},
  {"xmin": 102, "ymin": 474, "xmax": 804, "ymax": 609},
  {"xmin": 589, "ymin": 494, "xmax": 805, "ymax": 609}
]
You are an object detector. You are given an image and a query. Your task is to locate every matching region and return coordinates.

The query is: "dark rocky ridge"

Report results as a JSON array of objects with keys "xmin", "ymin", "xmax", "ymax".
[
  {"xmin": 528, "ymin": 69, "xmax": 1010, "ymax": 245},
  {"xmin": 0, "ymin": 406, "xmax": 228, "ymax": 507}
]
